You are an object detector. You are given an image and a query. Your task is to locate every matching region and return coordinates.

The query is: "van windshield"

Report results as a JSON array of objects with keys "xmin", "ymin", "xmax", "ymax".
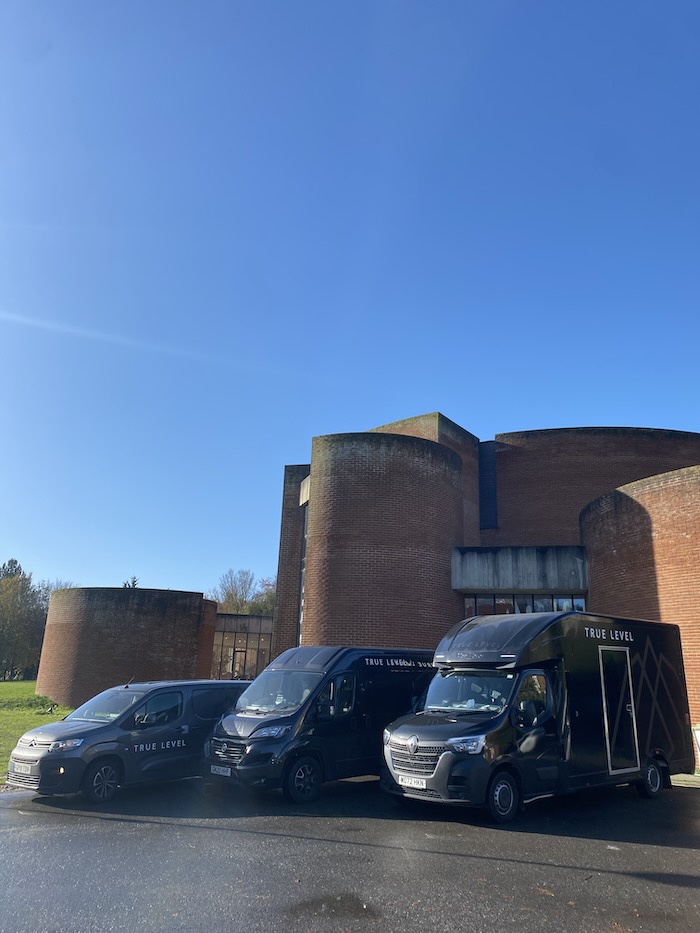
[
  {"xmin": 425, "ymin": 671, "xmax": 515, "ymax": 713},
  {"xmin": 235, "ymin": 671, "xmax": 324, "ymax": 713},
  {"xmin": 66, "ymin": 688, "xmax": 149, "ymax": 722}
]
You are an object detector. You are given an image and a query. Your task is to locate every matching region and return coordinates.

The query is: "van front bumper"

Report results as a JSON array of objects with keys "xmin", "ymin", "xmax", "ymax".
[
  {"xmin": 203, "ymin": 742, "xmax": 287, "ymax": 789},
  {"xmin": 7, "ymin": 753, "xmax": 85, "ymax": 795},
  {"xmin": 380, "ymin": 747, "xmax": 491, "ymax": 806}
]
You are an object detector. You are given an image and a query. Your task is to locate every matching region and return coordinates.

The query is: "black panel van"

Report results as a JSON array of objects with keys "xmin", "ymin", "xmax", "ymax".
[
  {"xmin": 7, "ymin": 679, "xmax": 250, "ymax": 803},
  {"xmin": 381, "ymin": 612, "xmax": 694, "ymax": 822},
  {"xmin": 204, "ymin": 646, "xmax": 434, "ymax": 802}
]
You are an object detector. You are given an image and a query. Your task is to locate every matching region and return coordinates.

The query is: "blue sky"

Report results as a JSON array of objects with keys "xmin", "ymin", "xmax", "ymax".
[{"xmin": 1, "ymin": 1, "xmax": 699, "ymax": 594}]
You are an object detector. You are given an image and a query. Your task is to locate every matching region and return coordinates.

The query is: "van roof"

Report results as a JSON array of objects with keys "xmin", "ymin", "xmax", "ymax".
[
  {"xmin": 267, "ymin": 646, "xmax": 434, "ymax": 673},
  {"xmin": 109, "ymin": 680, "xmax": 251, "ymax": 690},
  {"xmin": 433, "ymin": 611, "xmax": 668, "ymax": 668}
]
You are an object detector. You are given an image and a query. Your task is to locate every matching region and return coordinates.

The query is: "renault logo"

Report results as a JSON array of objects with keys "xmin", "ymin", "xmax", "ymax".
[{"xmin": 407, "ymin": 735, "xmax": 419, "ymax": 756}]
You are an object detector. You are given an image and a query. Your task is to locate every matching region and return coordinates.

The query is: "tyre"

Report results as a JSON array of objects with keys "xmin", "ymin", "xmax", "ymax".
[
  {"xmin": 487, "ymin": 771, "xmax": 521, "ymax": 824},
  {"xmin": 636, "ymin": 759, "xmax": 663, "ymax": 799},
  {"xmin": 283, "ymin": 756, "xmax": 322, "ymax": 804},
  {"xmin": 81, "ymin": 759, "xmax": 121, "ymax": 804}
]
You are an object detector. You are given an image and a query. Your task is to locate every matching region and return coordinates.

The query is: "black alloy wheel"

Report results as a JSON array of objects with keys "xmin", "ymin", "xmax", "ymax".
[
  {"xmin": 81, "ymin": 759, "xmax": 121, "ymax": 804},
  {"xmin": 283, "ymin": 756, "xmax": 322, "ymax": 804}
]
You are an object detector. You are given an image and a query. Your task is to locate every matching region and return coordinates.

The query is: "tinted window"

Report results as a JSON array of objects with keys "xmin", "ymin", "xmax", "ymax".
[
  {"xmin": 193, "ymin": 686, "xmax": 246, "ymax": 720},
  {"xmin": 131, "ymin": 692, "xmax": 183, "ymax": 726}
]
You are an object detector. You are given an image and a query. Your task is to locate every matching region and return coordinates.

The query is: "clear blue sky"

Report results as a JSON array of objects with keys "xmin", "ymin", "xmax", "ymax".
[{"xmin": 1, "ymin": 2, "xmax": 699, "ymax": 594}]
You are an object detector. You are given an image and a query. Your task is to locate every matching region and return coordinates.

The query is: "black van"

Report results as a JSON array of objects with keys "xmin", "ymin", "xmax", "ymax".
[
  {"xmin": 7, "ymin": 679, "xmax": 250, "ymax": 803},
  {"xmin": 203, "ymin": 646, "xmax": 434, "ymax": 802},
  {"xmin": 381, "ymin": 612, "xmax": 694, "ymax": 822}
]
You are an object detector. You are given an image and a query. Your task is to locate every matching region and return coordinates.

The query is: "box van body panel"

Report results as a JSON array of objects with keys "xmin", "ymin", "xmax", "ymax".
[{"xmin": 382, "ymin": 613, "xmax": 694, "ymax": 817}]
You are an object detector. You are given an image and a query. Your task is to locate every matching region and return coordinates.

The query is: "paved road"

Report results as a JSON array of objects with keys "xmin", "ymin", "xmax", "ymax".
[{"xmin": 1, "ymin": 777, "xmax": 698, "ymax": 933}]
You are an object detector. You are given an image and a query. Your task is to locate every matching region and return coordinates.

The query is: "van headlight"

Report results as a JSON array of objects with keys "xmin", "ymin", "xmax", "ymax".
[
  {"xmin": 382, "ymin": 729, "xmax": 391, "ymax": 746},
  {"xmin": 48, "ymin": 738, "xmax": 84, "ymax": 752},
  {"xmin": 446, "ymin": 735, "xmax": 486, "ymax": 755},
  {"xmin": 252, "ymin": 724, "xmax": 291, "ymax": 739}
]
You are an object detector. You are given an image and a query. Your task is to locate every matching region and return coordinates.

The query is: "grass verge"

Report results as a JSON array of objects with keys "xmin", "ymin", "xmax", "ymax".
[{"xmin": 0, "ymin": 681, "xmax": 73, "ymax": 784}]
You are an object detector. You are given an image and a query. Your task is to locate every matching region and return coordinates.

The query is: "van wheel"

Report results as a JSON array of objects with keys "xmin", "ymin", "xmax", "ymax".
[
  {"xmin": 487, "ymin": 771, "xmax": 520, "ymax": 824},
  {"xmin": 283, "ymin": 756, "xmax": 322, "ymax": 804},
  {"xmin": 637, "ymin": 759, "xmax": 663, "ymax": 799},
  {"xmin": 81, "ymin": 759, "xmax": 121, "ymax": 804}
]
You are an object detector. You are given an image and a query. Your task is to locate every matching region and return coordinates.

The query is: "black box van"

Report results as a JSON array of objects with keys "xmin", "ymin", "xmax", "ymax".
[
  {"xmin": 381, "ymin": 612, "xmax": 694, "ymax": 822},
  {"xmin": 7, "ymin": 679, "xmax": 250, "ymax": 803},
  {"xmin": 203, "ymin": 646, "xmax": 434, "ymax": 802}
]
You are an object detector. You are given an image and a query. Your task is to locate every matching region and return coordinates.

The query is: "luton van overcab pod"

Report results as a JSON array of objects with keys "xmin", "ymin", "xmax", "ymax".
[
  {"xmin": 381, "ymin": 612, "xmax": 694, "ymax": 823},
  {"xmin": 204, "ymin": 646, "xmax": 434, "ymax": 803},
  {"xmin": 7, "ymin": 680, "xmax": 250, "ymax": 804}
]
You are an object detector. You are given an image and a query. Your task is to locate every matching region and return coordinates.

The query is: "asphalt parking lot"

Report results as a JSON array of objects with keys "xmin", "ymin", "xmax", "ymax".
[{"xmin": 1, "ymin": 775, "xmax": 698, "ymax": 933}]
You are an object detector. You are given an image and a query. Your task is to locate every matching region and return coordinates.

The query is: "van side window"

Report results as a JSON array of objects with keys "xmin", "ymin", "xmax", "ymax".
[
  {"xmin": 515, "ymin": 675, "xmax": 548, "ymax": 724},
  {"xmin": 193, "ymin": 688, "xmax": 240, "ymax": 721},
  {"xmin": 133, "ymin": 692, "xmax": 183, "ymax": 726},
  {"xmin": 316, "ymin": 676, "xmax": 355, "ymax": 718},
  {"xmin": 334, "ymin": 675, "xmax": 354, "ymax": 716}
]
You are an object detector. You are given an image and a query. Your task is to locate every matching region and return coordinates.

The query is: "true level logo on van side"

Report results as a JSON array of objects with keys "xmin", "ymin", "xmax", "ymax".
[
  {"xmin": 363, "ymin": 657, "xmax": 433, "ymax": 668},
  {"xmin": 584, "ymin": 626, "xmax": 634, "ymax": 642},
  {"xmin": 133, "ymin": 740, "xmax": 187, "ymax": 753}
]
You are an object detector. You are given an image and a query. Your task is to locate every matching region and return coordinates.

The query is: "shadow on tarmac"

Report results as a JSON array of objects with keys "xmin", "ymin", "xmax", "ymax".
[{"xmin": 9, "ymin": 771, "xmax": 700, "ymax": 853}]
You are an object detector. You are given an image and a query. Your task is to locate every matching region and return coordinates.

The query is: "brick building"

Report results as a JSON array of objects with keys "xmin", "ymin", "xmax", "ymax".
[
  {"xmin": 37, "ymin": 589, "xmax": 272, "ymax": 707},
  {"xmin": 273, "ymin": 413, "xmax": 700, "ymax": 730}
]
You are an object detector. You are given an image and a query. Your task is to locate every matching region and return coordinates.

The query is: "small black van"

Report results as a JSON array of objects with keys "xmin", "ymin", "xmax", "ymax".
[
  {"xmin": 381, "ymin": 612, "xmax": 694, "ymax": 822},
  {"xmin": 7, "ymin": 679, "xmax": 250, "ymax": 803},
  {"xmin": 203, "ymin": 646, "xmax": 434, "ymax": 802}
]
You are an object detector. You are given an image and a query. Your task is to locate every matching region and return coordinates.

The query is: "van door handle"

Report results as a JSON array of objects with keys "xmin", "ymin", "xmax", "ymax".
[{"xmin": 175, "ymin": 725, "xmax": 189, "ymax": 735}]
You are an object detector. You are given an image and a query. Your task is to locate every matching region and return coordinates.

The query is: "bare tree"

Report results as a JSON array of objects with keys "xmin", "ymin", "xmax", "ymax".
[{"xmin": 209, "ymin": 569, "xmax": 275, "ymax": 615}]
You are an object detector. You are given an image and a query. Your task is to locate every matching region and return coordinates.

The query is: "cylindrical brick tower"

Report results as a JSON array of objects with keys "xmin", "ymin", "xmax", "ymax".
[
  {"xmin": 36, "ymin": 588, "xmax": 217, "ymax": 707},
  {"xmin": 582, "ymin": 465, "xmax": 700, "ymax": 732},
  {"xmin": 482, "ymin": 427, "xmax": 700, "ymax": 547},
  {"xmin": 301, "ymin": 431, "xmax": 465, "ymax": 649}
]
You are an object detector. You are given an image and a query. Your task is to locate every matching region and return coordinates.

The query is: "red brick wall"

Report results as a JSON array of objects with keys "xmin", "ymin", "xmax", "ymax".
[
  {"xmin": 371, "ymin": 412, "xmax": 480, "ymax": 543},
  {"xmin": 582, "ymin": 466, "xmax": 700, "ymax": 735},
  {"xmin": 301, "ymin": 432, "xmax": 465, "ymax": 649},
  {"xmin": 482, "ymin": 427, "xmax": 700, "ymax": 547},
  {"xmin": 37, "ymin": 588, "xmax": 215, "ymax": 707},
  {"xmin": 271, "ymin": 464, "xmax": 310, "ymax": 656},
  {"xmin": 195, "ymin": 599, "xmax": 218, "ymax": 678}
]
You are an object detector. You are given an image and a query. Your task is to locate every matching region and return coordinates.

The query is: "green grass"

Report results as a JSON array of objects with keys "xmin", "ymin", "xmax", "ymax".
[{"xmin": 0, "ymin": 681, "xmax": 73, "ymax": 783}]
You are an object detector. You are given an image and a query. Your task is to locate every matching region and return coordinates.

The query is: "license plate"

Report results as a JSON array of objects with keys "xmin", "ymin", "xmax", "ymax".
[
  {"xmin": 210, "ymin": 765, "xmax": 231, "ymax": 777},
  {"xmin": 12, "ymin": 761, "xmax": 32, "ymax": 775},
  {"xmin": 398, "ymin": 775, "xmax": 426, "ymax": 789}
]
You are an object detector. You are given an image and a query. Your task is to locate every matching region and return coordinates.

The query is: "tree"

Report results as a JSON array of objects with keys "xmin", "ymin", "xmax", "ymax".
[
  {"xmin": 209, "ymin": 569, "xmax": 276, "ymax": 616},
  {"xmin": 122, "ymin": 577, "xmax": 139, "ymax": 588},
  {"xmin": 247, "ymin": 577, "xmax": 277, "ymax": 616},
  {"xmin": 0, "ymin": 561, "xmax": 73, "ymax": 680}
]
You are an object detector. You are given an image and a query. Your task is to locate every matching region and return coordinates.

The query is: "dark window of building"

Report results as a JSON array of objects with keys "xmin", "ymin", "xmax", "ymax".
[
  {"xmin": 534, "ymin": 595, "xmax": 555, "ymax": 612},
  {"xmin": 514, "ymin": 595, "xmax": 533, "ymax": 613},
  {"xmin": 211, "ymin": 615, "xmax": 273, "ymax": 680},
  {"xmin": 476, "ymin": 595, "xmax": 495, "ymax": 615},
  {"xmin": 464, "ymin": 595, "xmax": 585, "ymax": 616},
  {"xmin": 297, "ymin": 503, "xmax": 308, "ymax": 645},
  {"xmin": 478, "ymin": 441, "xmax": 498, "ymax": 530}
]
